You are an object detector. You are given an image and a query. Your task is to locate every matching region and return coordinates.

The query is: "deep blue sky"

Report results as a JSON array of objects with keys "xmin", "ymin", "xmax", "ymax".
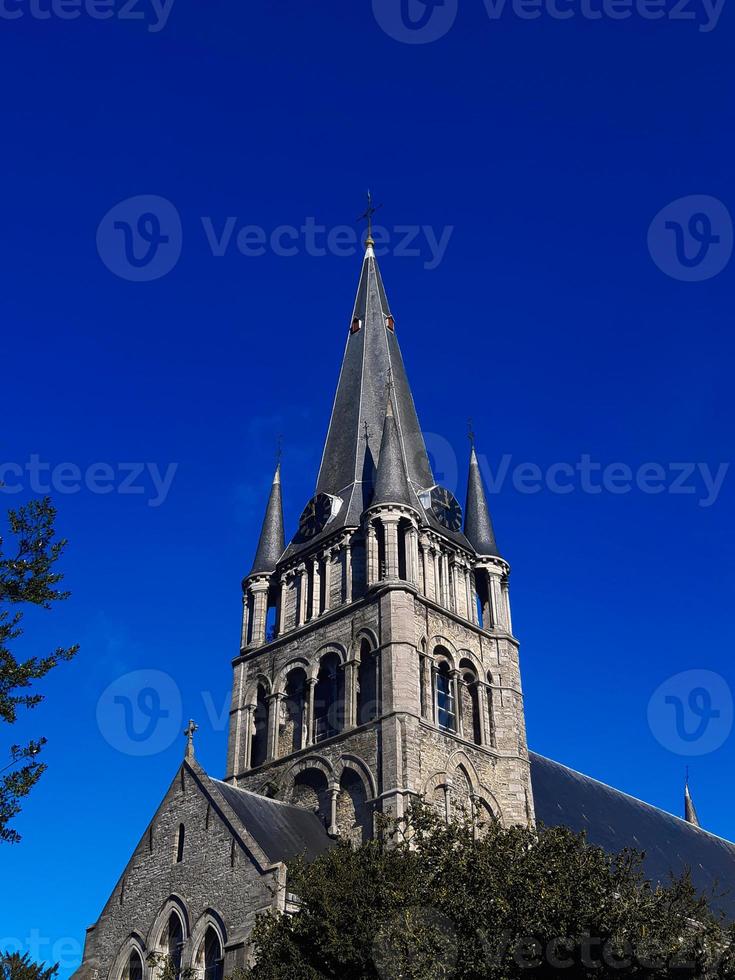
[{"xmin": 1, "ymin": 0, "xmax": 733, "ymax": 973}]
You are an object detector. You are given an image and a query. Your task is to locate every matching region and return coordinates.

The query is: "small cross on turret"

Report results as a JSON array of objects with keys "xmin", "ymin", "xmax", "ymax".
[{"xmin": 184, "ymin": 719, "xmax": 198, "ymax": 759}]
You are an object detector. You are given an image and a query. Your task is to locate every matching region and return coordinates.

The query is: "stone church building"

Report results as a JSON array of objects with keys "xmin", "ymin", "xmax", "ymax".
[{"xmin": 74, "ymin": 240, "xmax": 735, "ymax": 980}]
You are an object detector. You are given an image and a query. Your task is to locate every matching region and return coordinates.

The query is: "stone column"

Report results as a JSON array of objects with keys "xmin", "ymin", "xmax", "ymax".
[
  {"xmin": 489, "ymin": 573, "xmax": 501, "ymax": 628},
  {"xmin": 486, "ymin": 682, "xmax": 497, "ymax": 748},
  {"xmin": 305, "ymin": 677, "xmax": 317, "ymax": 747},
  {"xmin": 322, "ymin": 553, "xmax": 332, "ymax": 613},
  {"xmin": 433, "ymin": 549, "xmax": 441, "ymax": 604},
  {"xmin": 311, "ymin": 558, "xmax": 321, "ymax": 620},
  {"xmin": 406, "ymin": 524, "xmax": 419, "ymax": 585},
  {"xmin": 328, "ymin": 787, "xmax": 339, "ymax": 836},
  {"xmin": 276, "ymin": 576, "xmax": 287, "ymax": 636},
  {"xmin": 344, "ymin": 539, "xmax": 353, "ymax": 603},
  {"xmin": 242, "ymin": 703, "xmax": 255, "ymax": 770},
  {"xmin": 297, "ymin": 564, "xmax": 308, "ymax": 625},
  {"xmin": 477, "ymin": 684, "xmax": 489, "ymax": 747},
  {"xmin": 249, "ymin": 579, "xmax": 270, "ymax": 647},
  {"xmin": 441, "ymin": 554, "xmax": 451, "ymax": 608},
  {"xmin": 383, "ymin": 516, "xmax": 400, "ymax": 579},
  {"xmin": 502, "ymin": 578, "xmax": 512, "ymax": 632},
  {"xmin": 450, "ymin": 669, "xmax": 462, "ymax": 736},
  {"xmin": 366, "ymin": 523, "xmax": 378, "ymax": 587},
  {"xmin": 418, "ymin": 539, "xmax": 428, "ymax": 596},
  {"xmin": 267, "ymin": 692, "xmax": 285, "ymax": 761},
  {"xmin": 344, "ymin": 658, "xmax": 358, "ymax": 729}
]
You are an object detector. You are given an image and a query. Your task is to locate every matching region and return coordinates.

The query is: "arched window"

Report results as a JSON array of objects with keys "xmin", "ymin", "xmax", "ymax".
[
  {"xmin": 314, "ymin": 653, "xmax": 344, "ymax": 741},
  {"xmin": 291, "ymin": 768, "xmax": 331, "ymax": 827},
  {"xmin": 280, "ymin": 668, "xmax": 307, "ymax": 756},
  {"xmin": 165, "ymin": 913, "xmax": 184, "ymax": 980},
  {"xmin": 435, "ymin": 658, "xmax": 455, "ymax": 732},
  {"xmin": 175, "ymin": 824, "xmax": 185, "ymax": 864},
  {"xmin": 459, "ymin": 660, "xmax": 482, "ymax": 745},
  {"xmin": 376, "ymin": 521, "xmax": 387, "ymax": 580},
  {"xmin": 127, "ymin": 950, "xmax": 143, "ymax": 980},
  {"xmin": 244, "ymin": 592, "xmax": 255, "ymax": 646},
  {"xmin": 357, "ymin": 640, "xmax": 380, "ymax": 725},
  {"xmin": 250, "ymin": 683, "xmax": 269, "ymax": 768},
  {"xmin": 336, "ymin": 769, "xmax": 371, "ymax": 844},
  {"xmin": 397, "ymin": 519, "xmax": 410, "ymax": 581},
  {"xmin": 202, "ymin": 927, "xmax": 223, "ymax": 980}
]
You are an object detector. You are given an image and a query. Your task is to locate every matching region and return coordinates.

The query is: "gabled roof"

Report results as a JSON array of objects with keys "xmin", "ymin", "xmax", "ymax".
[
  {"xmin": 212, "ymin": 779, "xmax": 334, "ymax": 865},
  {"xmin": 530, "ymin": 752, "xmax": 735, "ymax": 920}
]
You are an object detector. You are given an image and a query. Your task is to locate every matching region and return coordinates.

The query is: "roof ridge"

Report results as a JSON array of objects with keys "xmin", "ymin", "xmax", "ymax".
[{"xmin": 531, "ymin": 752, "xmax": 735, "ymax": 850}]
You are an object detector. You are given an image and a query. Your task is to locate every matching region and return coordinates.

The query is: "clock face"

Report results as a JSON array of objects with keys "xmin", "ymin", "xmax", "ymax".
[
  {"xmin": 297, "ymin": 493, "xmax": 333, "ymax": 540},
  {"xmin": 430, "ymin": 486, "xmax": 463, "ymax": 532}
]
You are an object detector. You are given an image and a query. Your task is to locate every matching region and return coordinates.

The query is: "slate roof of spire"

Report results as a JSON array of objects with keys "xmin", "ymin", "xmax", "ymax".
[
  {"xmin": 248, "ymin": 464, "xmax": 285, "ymax": 576},
  {"xmin": 282, "ymin": 246, "xmax": 475, "ymax": 560},
  {"xmin": 531, "ymin": 753, "xmax": 735, "ymax": 920},
  {"xmin": 685, "ymin": 781, "xmax": 701, "ymax": 828},
  {"xmin": 464, "ymin": 446, "xmax": 500, "ymax": 557},
  {"xmin": 371, "ymin": 398, "xmax": 416, "ymax": 509}
]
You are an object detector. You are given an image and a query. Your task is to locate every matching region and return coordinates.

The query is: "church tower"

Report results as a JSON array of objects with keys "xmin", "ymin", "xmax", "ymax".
[{"xmin": 226, "ymin": 240, "xmax": 534, "ymax": 839}]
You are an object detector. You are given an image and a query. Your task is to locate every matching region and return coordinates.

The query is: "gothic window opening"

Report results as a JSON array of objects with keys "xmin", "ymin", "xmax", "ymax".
[
  {"xmin": 126, "ymin": 950, "xmax": 143, "ymax": 980},
  {"xmin": 397, "ymin": 519, "xmax": 409, "ymax": 580},
  {"xmin": 265, "ymin": 602, "xmax": 277, "ymax": 641},
  {"xmin": 291, "ymin": 768, "xmax": 330, "ymax": 827},
  {"xmin": 357, "ymin": 640, "xmax": 380, "ymax": 725},
  {"xmin": 175, "ymin": 824, "xmax": 185, "ymax": 864},
  {"xmin": 202, "ymin": 927, "xmax": 223, "ymax": 980},
  {"xmin": 306, "ymin": 563, "xmax": 315, "ymax": 621},
  {"xmin": 435, "ymin": 656, "xmax": 455, "ymax": 733},
  {"xmin": 165, "ymin": 912, "xmax": 184, "ymax": 980},
  {"xmin": 459, "ymin": 660, "xmax": 482, "ymax": 745},
  {"xmin": 245, "ymin": 592, "xmax": 255, "ymax": 646},
  {"xmin": 250, "ymin": 683, "xmax": 269, "ymax": 768},
  {"xmin": 280, "ymin": 667, "xmax": 307, "ymax": 756},
  {"xmin": 314, "ymin": 652, "xmax": 344, "ymax": 742},
  {"xmin": 376, "ymin": 521, "xmax": 387, "ymax": 580},
  {"xmin": 475, "ymin": 570, "xmax": 492, "ymax": 629},
  {"xmin": 319, "ymin": 557, "xmax": 328, "ymax": 613}
]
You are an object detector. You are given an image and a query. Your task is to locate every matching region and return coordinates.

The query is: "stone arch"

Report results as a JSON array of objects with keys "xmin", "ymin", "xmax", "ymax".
[
  {"xmin": 249, "ymin": 682, "xmax": 270, "ymax": 769},
  {"xmin": 430, "ymin": 635, "xmax": 457, "ymax": 667},
  {"xmin": 313, "ymin": 649, "xmax": 345, "ymax": 741},
  {"xmin": 353, "ymin": 627, "xmax": 379, "ymax": 656},
  {"xmin": 273, "ymin": 657, "xmax": 310, "ymax": 694},
  {"xmin": 356, "ymin": 637, "xmax": 381, "ymax": 725},
  {"xmin": 473, "ymin": 793, "xmax": 503, "ymax": 829},
  {"xmin": 450, "ymin": 764, "xmax": 475, "ymax": 820},
  {"xmin": 446, "ymin": 750, "xmax": 481, "ymax": 793},
  {"xmin": 336, "ymin": 767, "xmax": 372, "ymax": 844},
  {"xmin": 313, "ymin": 640, "xmax": 348, "ymax": 665},
  {"xmin": 278, "ymin": 665, "xmax": 308, "ymax": 757},
  {"xmin": 147, "ymin": 896, "xmax": 190, "ymax": 953},
  {"xmin": 423, "ymin": 771, "xmax": 450, "ymax": 822},
  {"xmin": 335, "ymin": 754, "xmax": 377, "ymax": 800},
  {"xmin": 110, "ymin": 935, "xmax": 147, "ymax": 980},
  {"xmin": 456, "ymin": 648, "xmax": 482, "ymax": 674},
  {"xmin": 244, "ymin": 672, "xmax": 273, "ymax": 705},
  {"xmin": 190, "ymin": 911, "xmax": 226, "ymax": 980}
]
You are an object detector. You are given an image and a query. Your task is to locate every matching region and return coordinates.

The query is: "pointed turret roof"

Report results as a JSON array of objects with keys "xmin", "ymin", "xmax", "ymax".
[
  {"xmin": 464, "ymin": 446, "xmax": 500, "ymax": 557},
  {"xmin": 315, "ymin": 244, "xmax": 434, "ymax": 521},
  {"xmin": 371, "ymin": 397, "xmax": 415, "ymax": 509},
  {"xmin": 685, "ymin": 778, "xmax": 701, "ymax": 828},
  {"xmin": 248, "ymin": 464, "xmax": 285, "ymax": 576}
]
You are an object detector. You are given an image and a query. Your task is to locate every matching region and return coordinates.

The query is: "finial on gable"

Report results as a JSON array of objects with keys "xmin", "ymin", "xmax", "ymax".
[{"xmin": 184, "ymin": 719, "xmax": 198, "ymax": 759}]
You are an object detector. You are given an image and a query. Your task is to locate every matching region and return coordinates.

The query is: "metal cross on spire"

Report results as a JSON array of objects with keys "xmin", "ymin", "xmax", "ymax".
[
  {"xmin": 358, "ymin": 190, "xmax": 383, "ymax": 245},
  {"xmin": 468, "ymin": 418, "xmax": 476, "ymax": 449}
]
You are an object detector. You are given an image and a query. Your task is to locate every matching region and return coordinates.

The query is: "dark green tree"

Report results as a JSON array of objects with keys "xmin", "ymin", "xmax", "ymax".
[
  {"xmin": 245, "ymin": 805, "xmax": 735, "ymax": 979},
  {"xmin": 0, "ymin": 497, "xmax": 78, "ymax": 842},
  {"xmin": 0, "ymin": 952, "xmax": 58, "ymax": 980}
]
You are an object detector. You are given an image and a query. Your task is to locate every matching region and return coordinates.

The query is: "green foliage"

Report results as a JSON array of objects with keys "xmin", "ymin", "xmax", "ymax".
[
  {"xmin": 245, "ymin": 804, "xmax": 735, "ymax": 979},
  {"xmin": 0, "ymin": 951, "xmax": 58, "ymax": 980},
  {"xmin": 0, "ymin": 497, "xmax": 78, "ymax": 842},
  {"xmin": 147, "ymin": 954, "xmax": 196, "ymax": 980}
]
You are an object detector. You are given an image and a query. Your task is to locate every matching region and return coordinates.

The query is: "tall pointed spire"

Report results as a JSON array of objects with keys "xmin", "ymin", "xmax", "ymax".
[
  {"xmin": 372, "ymin": 396, "xmax": 415, "ymax": 509},
  {"xmin": 464, "ymin": 445, "xmax": 500, "ymax": 557},
  {"xmin": 313, "ymin": 244, "xmax": 433, "ymax": 525},
  {"xmin": 249, "ymin": 463, "xmax": 285, "ymax": 576},
  {"xmin": 685, "ymin": 772, "xmax": 701, "ymax": 828}
]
